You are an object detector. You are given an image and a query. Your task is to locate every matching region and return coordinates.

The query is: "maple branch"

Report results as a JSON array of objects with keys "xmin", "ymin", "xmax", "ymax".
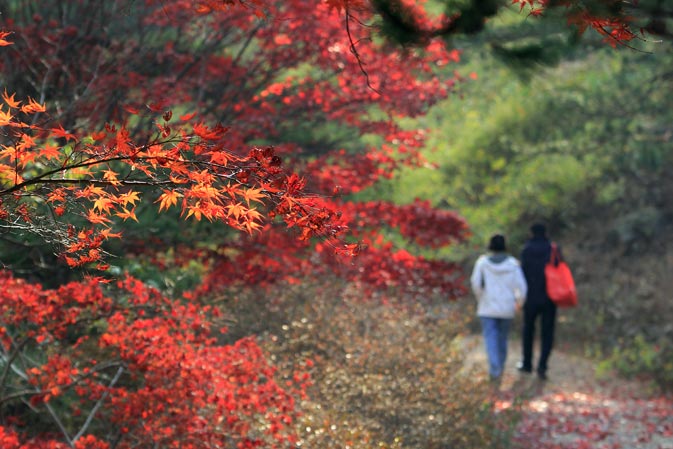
[
  {"xmin": 221, "ymin": 22, "xmax": 264, "ymax": 89},
  {"xmin": 345, "ymin": 7, "xmax": 381, "ymax": 95},
  {"xmin": 208, "ymin": 58, "xmax": 278, "ymax": 120},
  {"xmin": 0, "ymin": 360, "xmax": 125, "ymax": 405},
  {"xmin": 595, "ymin": 24, "xmax": 648, "ymax": 52},
  {"xmin": 45, "ymin": 400, "xmax": 74, "ymax": 447},
  {"xmin": 72, "ymin": 365, "xmax": 124, "ymax": 444},
  {"xmin": 0, "ymin": 328, "xmax": 74, "ymax": 446},
  {"xmin": 0, "ymin": 155, "xmax": 128, "ymax": 196},
  {"xmin": 0, "ymin": 142, "xmax": 187, "ymax": 195},
  {"xmin": 5, "ymin": 178, "xmax": 176, "ymax": 193},
  {"xmin": 0, "ymin": 335, "xmax": 31, "ymax": 395}
]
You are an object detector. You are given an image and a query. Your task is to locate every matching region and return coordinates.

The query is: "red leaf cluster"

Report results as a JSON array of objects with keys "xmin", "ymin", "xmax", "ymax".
[{"xmin": 0, "ymin": 271, "xmax": 306, "ymax": 448}]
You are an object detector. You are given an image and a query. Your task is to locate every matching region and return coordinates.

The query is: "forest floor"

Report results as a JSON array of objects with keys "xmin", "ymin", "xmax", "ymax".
[{"xmin": 461, "ymin": 335, "xmax": 673, "ymax": 449}]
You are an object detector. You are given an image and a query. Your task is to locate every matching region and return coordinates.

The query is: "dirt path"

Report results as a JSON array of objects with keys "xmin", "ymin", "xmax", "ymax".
[{"xmin": 460, "ymin": 335, "xmax": 673, "ymax": 449}]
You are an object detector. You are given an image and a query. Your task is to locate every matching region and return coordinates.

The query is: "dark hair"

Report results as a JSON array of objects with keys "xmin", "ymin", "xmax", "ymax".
[
  {"xmin": 531, "ymin": 223, "xmax": 547, "ymax": 237},
  {"xmin": 488, "ymin": 234, "xmax": 506, "ymax": 252}
]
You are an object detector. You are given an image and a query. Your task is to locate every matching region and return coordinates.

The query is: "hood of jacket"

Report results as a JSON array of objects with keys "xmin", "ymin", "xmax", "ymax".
[{"xmin": 482, "ymin": 254, "xmax": 521, "ymax": 275}]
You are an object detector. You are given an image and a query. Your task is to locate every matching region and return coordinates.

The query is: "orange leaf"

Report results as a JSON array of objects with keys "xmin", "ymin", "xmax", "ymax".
[
  {"xmin": 92, "ymin": 197, "xmax": 114, "ymax": 214},
  {"xmin": 20, "ymin": 97, "xmax": 46, "ymax": 114},
  {"xmin": 17, "ymin": 133, "xmax": 36, "ymax": 152},
  {"xmin": 91, "ymin": 130, "xmax": 107, "ymax": 141},
  {"xmin": 185, "ymin": 205, "xmax": 203, "ymax": 221},
  {"xmin": 225, "ymin": 203, "xmax": 246, "ymax": 220},
  {"xmin": 38, "ymin": 144, "xmax": 62, "ymax": 162},
  {"xmin": 0, "ymin": 31, "xmax": 12, "ymax": 46},
  {"xmin": 193, "ymin": 122, "xmax": 226, "ymax": 140},
  {"xmin": 244, "ymin": 220, "xmax": 262, "ymax": 234},
  {"xmin": 86, "ymin": 211, "xmax": 111, "ymax": 224},
  {"xmin": 0, "ymin": 107, "xmax": 13, "ymax": 126},
  {"xmin": 115, "ymin": 207, "xmax": 138, "ymax": 222},
  {"xmin": 123, "ymin": 104, "xmax": 140, "ymax": 114},
  {"xmin": 180, "ymin": 112, "xmax": 197, "ymax": 121},
  {"xmin": 2, "ymin": 90, "xmax": 20, "ymax": 108},
  {"xmin": 50, "ymin": 124, "xmax": 77, "ymax": 142},
  {"xmin": 118, "ymin": 191, "xmax": 140, "ymax": 207},
  {"xmin": 274, "ymin": 34, "xmax": 292, "ymax": 45},
  {"xmin": 241, "ymin": 188, "xmax": 266, "ymax": 206},
  {"xmin": 156, "ymin": 190, "xmax": 182, "ymax": 212},
  {"xmin": 47, "ymin": 189, "xmax": 67, "ymax": 203},
  {"xmin": 244, "ymin": 208, "xmax": 262, "ymax": 222},
  {"xmin": 100, "ymin": 228, "xmax": 122, "ymax": 239},
  {"xmin": 0, "ymin": 163, "xmax": 15, "ymax": 178},
  {"xmin": 209, "ymin": 150, "xmax": 229, "ymax": 166},
  {"xmin": 102, "ymin": 169, "xmax": 120, "ymax": 186}
]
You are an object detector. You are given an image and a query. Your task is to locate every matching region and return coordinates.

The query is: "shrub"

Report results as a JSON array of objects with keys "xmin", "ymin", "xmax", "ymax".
[{"xmin": 597, "ymin": 334, "xmax": 673, "ymax": 392}]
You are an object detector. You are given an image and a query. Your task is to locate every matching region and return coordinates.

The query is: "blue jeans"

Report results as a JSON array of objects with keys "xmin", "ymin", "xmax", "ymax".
[{"xmin": 480, "ymin": 317, "xmax": 512, "ymax": 379}]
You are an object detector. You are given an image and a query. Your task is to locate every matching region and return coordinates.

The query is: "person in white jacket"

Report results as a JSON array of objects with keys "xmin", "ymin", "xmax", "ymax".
[{"xmin": 470, "ymin": 234, "xmax": 528, "ymax": 381}]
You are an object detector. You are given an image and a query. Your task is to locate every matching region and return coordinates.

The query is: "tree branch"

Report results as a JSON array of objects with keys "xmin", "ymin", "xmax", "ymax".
[
  {"xmin": 345, "ymin": 7, "xmax": 381, "ymax": 95},
  {"xmin": 72, "ymin": 365, "xmax": 124, "ymax": 444}
]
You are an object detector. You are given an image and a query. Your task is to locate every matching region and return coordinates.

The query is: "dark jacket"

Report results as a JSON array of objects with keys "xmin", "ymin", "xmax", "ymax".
[{"xmin": 520, "ymin": 236, "xmax": 553, "ymax": 305}]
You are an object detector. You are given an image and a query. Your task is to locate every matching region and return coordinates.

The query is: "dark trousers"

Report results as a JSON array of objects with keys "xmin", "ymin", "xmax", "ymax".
[{"xmin": 521, "ymin": 301, "xmax": 557, "ymax": 374}]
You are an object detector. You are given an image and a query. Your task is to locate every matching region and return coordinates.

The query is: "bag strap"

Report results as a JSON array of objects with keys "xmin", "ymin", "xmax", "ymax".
[{"xmin": 550, "ymin": 242, "xmax": 561, "ymax": 266}]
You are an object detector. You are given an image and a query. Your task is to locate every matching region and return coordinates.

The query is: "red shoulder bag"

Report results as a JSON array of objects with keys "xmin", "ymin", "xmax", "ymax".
[{"xmin": 545, "ymin": 243, "xmax": 577, "ymax": 307}]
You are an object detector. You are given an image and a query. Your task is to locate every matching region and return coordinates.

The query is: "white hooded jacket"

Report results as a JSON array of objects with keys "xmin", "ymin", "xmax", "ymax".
[{"xmin": 470, "ymin": 254, "xmax": 527, "ymax": 319}]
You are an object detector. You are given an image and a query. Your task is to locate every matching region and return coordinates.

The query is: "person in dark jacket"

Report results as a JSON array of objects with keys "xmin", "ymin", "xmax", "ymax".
[{"xmin": 518, "ymin": 223, "xmax": 556, "ymax": 380}]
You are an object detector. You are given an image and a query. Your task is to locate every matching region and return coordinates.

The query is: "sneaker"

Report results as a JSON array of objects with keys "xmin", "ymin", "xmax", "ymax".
[{"xmin": 516, "ymin": 361, "xmax": 532, "ymax": 374}]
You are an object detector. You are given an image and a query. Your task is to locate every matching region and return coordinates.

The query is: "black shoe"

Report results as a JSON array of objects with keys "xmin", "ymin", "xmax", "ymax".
[
  {"xmin": 516, "ymin": 361, "xmax": 532, "ymax": 374},
  {"xmin": 537, "ymin": 371, "xmax": 548, "ymax": 381}
]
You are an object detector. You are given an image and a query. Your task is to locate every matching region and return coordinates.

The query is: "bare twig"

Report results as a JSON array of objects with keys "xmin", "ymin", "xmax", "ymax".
[
  {"xmin": 345, "ymin": 7, "xmax": 381, "ymax": 95},
  {"xmin": 72, "ymin": 366, "xmax": 125, "ymax": 444}
]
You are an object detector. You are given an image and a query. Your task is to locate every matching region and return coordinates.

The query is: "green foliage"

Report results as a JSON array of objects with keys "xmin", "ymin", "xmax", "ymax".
[
  {"xmin": 597, "ymin": 335, "xmax": 673, "ymax": 392},
  {"xmin": 389, "ymin": 12, "xmax": 673, "ymax": 248},
  {"xmin": 107, "ymin": 251, "xmax": 207, "ymax": 297}
]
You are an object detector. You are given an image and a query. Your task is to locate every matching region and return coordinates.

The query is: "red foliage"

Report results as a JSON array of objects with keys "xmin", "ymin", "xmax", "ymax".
[
  {"xmin": 0, "ymin": 1, "xmax": 470, "ymax": 446},
  {"xmin": 0, "ymin": 0, "xmax": 469, "ymax": 291},
  {"xmin": 0, "ymin": 271, "xmax": 306, "ymax": 448}
]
